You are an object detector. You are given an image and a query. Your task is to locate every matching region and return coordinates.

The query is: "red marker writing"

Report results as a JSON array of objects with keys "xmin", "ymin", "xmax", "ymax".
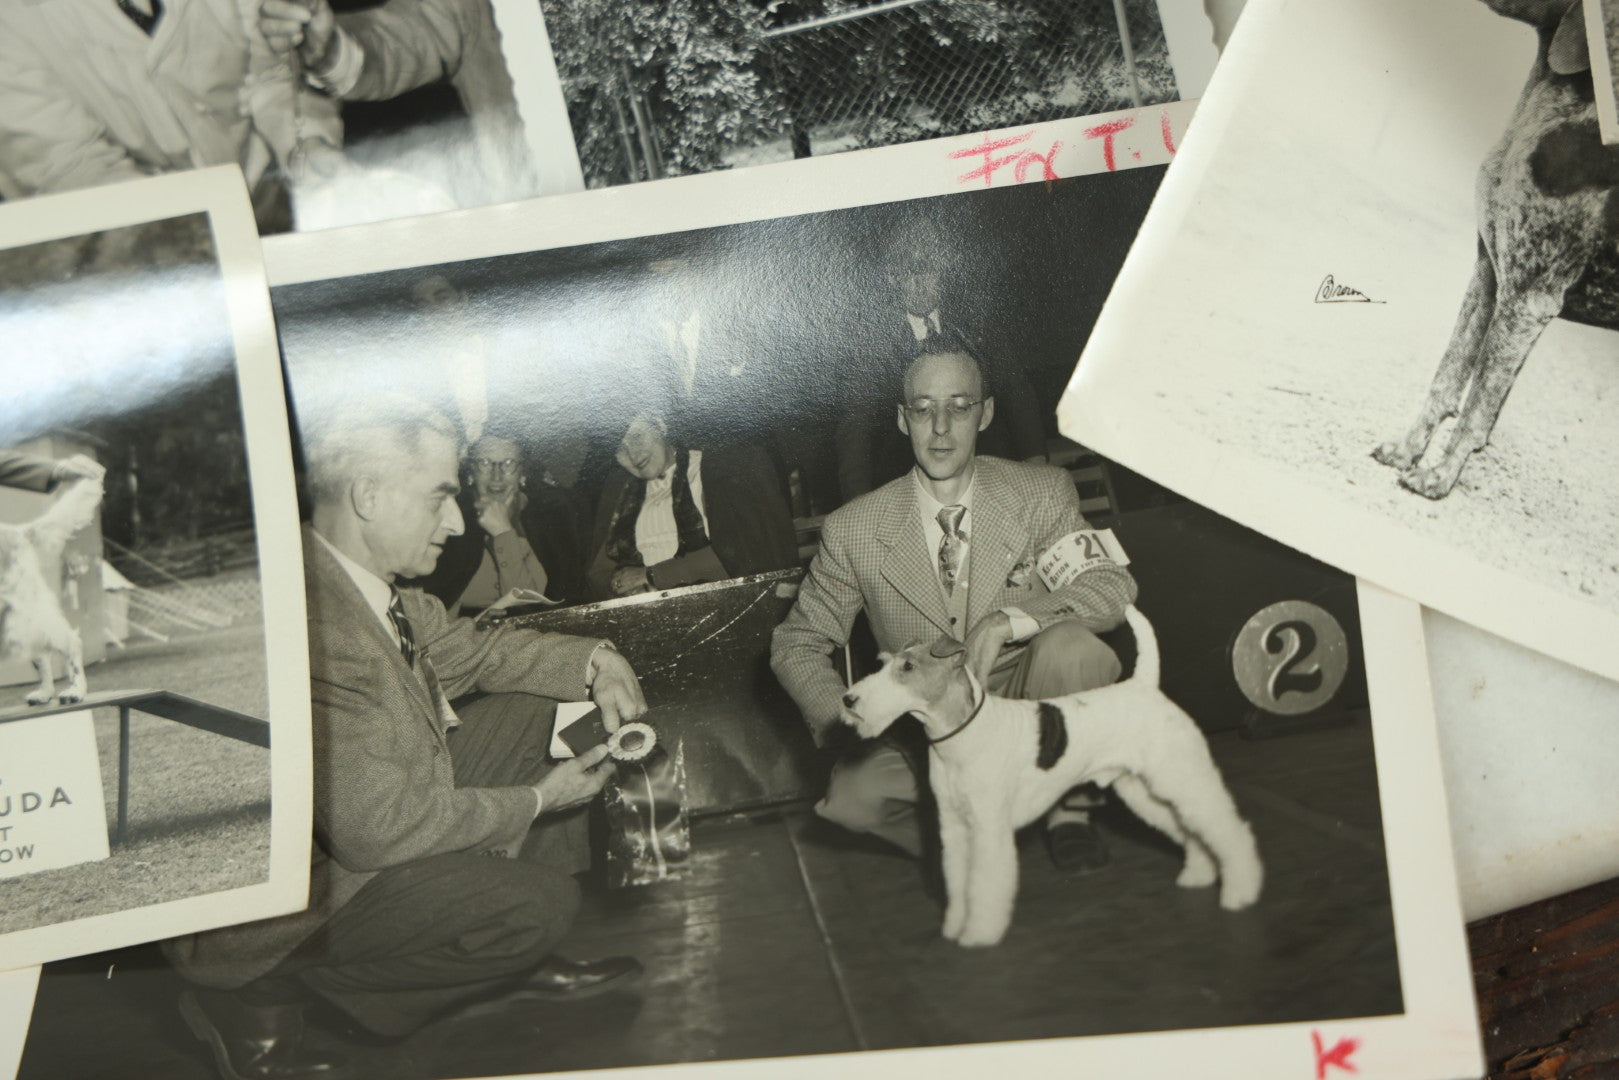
[
  {"xmin": 950, "ymin": 131, "xmax": 1062, "ymax": 187},
  {"xmin": 1312, "ymin": 1029, "xmax": 1361, "ymax": 1078},
  {"xmin": 1082, "ymin": 117, "xmax": 1135, "ymax": 172}
]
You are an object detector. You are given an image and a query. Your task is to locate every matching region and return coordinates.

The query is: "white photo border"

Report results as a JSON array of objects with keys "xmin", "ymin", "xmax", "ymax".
[
  {"xmin": 478, "ymin": 0, "xmax": 1216, "ymax": 197},
  {"xmin": 1056, "ymin": 0, "xmax": 1619, "ymax": 685},
  {"xmin": 1586, "ymin": 0, "xmax": 1619, "ymax": 144},
  {"xmin": 250, "ymin": 114, "xmax": 1480, "ymax": 1078},
  {"xmin": 0, "ymin": 167, "xmax": 312, "ymax": 972}
]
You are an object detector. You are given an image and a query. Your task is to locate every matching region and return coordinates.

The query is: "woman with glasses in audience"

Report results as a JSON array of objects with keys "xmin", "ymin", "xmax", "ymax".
[
  {"xmin": 587, "ymin": 410, "xmax": 799, "ymax": 600},
  {"xmin": 412, "ymin": 429, "xmax": 589, "ymax": 613}
]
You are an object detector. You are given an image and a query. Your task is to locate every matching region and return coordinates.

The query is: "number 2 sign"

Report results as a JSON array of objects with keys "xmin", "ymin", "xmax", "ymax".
[{"xmin": 1230, "ymin": 600, "xmax": 1350, "ymax": 717}]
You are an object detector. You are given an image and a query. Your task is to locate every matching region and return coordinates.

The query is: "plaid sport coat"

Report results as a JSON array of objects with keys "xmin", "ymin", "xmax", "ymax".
[
  {"xmin": 166, "ymin": 526, "xmax": 603, "ymax": 989},
  {"xmin": 770, "ymin": 456, "xmax": 1137, "ymax": 739}
]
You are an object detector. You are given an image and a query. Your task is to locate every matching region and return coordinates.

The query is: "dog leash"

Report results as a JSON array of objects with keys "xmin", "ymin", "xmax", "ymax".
[{"xmin": 927, "ymin": 682, "xmax": 987, "ymax": 746}]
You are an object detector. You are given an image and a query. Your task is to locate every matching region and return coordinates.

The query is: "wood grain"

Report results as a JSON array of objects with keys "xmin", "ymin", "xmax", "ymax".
[{"xmin": 1471, "ymin": 874, "xmax": 1619, "ymax": 1078}]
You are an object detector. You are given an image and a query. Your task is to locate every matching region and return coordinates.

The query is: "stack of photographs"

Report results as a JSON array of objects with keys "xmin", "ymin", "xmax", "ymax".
[{"xmin": 14, "ymin": 0, "xmax": 1617, "ymax": 1076}]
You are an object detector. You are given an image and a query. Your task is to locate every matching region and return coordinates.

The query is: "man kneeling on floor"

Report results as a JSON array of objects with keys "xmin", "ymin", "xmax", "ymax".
[
  {"xmin": 772, "ymin": 346, "xmax": 1137, "ymax": 869},
  {"xmin": 165, "ymin": 396, "xmax": 646, "ymax": 1080}
]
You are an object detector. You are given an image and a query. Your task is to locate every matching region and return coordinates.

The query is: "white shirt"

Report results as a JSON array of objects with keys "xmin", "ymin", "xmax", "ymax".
[
  {"xmin": 314, "ymin": 531, "xmax": 400, "ymax": 648},
  {"xmin": 635, "ymin": 450, "xmax": 710, "ymax": 566},
  {"xmin": 911, "ymin": 469, "xmax": 1038, "ymax": 642},
  {"xmin": 906, "ymin": 309, "xmax": 943, "ymax": 342}
]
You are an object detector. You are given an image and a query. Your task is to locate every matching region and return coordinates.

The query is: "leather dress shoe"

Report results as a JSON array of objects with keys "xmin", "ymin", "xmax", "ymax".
[
  {"xmin": 1046, "ymin": 818, "xmax": 1111, "ymax": 873},
  {"xmin": 512, "ymin": 954, "xmax": 643, "ymax": 1000},
  {"xmin": 179, "ymin": 989, "xmax": 354, "ymax": 1080}
]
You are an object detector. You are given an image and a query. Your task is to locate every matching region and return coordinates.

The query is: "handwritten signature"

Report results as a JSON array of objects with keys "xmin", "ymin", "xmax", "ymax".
[{"xmin": 1315, "ymin": 275, "xmax": 1383, "ymax": 304}]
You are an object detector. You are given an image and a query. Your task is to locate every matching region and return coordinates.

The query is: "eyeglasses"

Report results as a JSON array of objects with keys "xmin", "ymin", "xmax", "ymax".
[
  {"xmin": 902, "ymin": 397, "xmax": 984, "ymax": 424},
  {"xmin": 470, "ymin": 457, "xmax": 520, "ymax": 476}
]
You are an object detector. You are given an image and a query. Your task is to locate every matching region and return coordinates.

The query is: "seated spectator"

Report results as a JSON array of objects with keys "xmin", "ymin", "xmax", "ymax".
[
  {"xmin": 587, "ymin": 412, "xmax": 798, "ymax": 600},
  {"xmin": 411, "ymin": 431, "xmax": 589, "ymax": 612}
]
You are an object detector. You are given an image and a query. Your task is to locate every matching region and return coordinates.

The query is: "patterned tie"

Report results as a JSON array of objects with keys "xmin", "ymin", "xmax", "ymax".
[
  {"xmin": 387, "ymin": 586, "xmax": 416, "ymax": 667},
  {"xmin": 116, "ymin": 0, "xmax": 163, "ymax": 35},
  {"xmin": 937, "ymin": 504, "xmax": 967, "ymax": 595}
]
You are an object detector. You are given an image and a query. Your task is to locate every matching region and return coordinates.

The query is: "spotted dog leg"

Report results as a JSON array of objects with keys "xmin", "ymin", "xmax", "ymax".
[{"xmin": 1373, "ymin": 245, "xmax": 1495, "ymax": 472}]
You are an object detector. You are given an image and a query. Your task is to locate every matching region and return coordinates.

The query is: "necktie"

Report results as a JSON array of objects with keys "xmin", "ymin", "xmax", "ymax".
[
  {"xmin": 387, "ymin": 586, "xmax": 416, "ymax": 667},
  {"xmin": 937, "ymin": 504, "xmax": 967, "ymax": 595},
  {"xmin": 116, "ymin": 0, "xmax": 163, "ymax": 35}
]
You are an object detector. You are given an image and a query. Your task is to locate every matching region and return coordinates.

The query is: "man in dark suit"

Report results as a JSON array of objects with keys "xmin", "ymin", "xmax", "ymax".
[
  {"xmin": 835, "ymin": 225, "xmax": 1049, "ymax": 503},
  {"xmin": 166, "ymin": 398, "xmax": 645, "ymax": 1080},
  {"xmin": 775, "ymin": 350, "xmax": 1135, "ymax": 868},
  {"xmin": 585, "ymin": 411, "xmax": 800, "ymax": 600}
]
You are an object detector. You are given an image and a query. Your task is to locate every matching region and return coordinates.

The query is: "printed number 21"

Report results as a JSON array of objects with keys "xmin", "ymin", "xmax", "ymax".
[
  {"xmin": 1264, "ymin": 620, "xmax": 1323, "ymax": 701},
  {"xmin": 1075, "ymin": 532, "xmax": 1102, "ymax": 561}
]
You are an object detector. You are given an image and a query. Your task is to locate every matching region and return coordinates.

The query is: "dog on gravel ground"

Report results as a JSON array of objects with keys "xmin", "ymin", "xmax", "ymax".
[
  {"xmin": 1371, "ymin": 0, "xmax": 1619, "ymax": 499},
  {"xmin": 0, "ymin": 476, "xmax": 104, "ymax": 707},
  {"xmin": 837, "ymin": 605, "xmax": 1263, "ymax": 947}
]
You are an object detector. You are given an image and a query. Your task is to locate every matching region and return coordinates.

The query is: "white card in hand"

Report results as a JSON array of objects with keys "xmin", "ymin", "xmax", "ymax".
[{"xmin": 549, "ymin": 701, "xmax": 600, "ymax": 759}]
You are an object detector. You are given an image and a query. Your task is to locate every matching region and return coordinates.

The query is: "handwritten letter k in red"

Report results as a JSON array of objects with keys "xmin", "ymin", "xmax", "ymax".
[{"xmin": 1313, "ymin": 1029, "xmax": 1361, "ymax": 1078}]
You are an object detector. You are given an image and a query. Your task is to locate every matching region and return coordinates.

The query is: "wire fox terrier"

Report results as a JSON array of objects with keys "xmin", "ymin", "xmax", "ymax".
[{"xmin": 838, "ymin": 605, "xmax": 1263, "ymax": 947}]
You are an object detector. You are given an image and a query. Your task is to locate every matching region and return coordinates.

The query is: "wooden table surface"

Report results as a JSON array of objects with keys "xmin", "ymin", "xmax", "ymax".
[{"xmin": 1470, "ymin": 874, "xmax": 1619, "ymax": 1077}]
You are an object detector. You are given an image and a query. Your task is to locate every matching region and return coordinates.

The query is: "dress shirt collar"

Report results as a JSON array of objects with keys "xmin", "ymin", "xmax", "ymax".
[
  {"xmin": 313, "ymin": 529, "xmax": 397, "ymax": 641},
  {"xmin": 906, "ymin": 309, "xmax": 942, "ymax": 342},
  {"xmin": 912, "ymin": 465, "xmax": 976, "ymax": 527}
]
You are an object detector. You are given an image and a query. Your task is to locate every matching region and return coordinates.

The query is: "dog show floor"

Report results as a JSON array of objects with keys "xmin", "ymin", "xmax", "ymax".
[{"xmin": 17, "ymin": 718, "xmax": 1401, "ymax": 1079}]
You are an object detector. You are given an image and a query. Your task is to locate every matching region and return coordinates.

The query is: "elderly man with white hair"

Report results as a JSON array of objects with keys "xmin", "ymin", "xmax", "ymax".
[{"xmin": 165, "ymin": 396, "xmax": 645, "ymax": 1080}]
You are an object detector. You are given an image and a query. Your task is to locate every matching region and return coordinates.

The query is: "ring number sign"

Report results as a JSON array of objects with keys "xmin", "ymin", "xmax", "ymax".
[{"xmin": 1231, "ymin": 600, "xmax": 1349, "ymax": 716}]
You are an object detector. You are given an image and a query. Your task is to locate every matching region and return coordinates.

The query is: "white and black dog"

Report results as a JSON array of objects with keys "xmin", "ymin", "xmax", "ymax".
[
  {"xmin": 0, "ymin": 476, "xmax": 103, "ymax": 706},
  {"xmin": 838, "ymin": 605, "xmax": 1262, "ymax": 947}
]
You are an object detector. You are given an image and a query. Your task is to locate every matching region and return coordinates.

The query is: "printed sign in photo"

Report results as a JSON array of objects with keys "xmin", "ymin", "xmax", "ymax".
[
  {"xmin": 0, "ymin": 713, "xmax": 109, "ymax": 880},
  {"xmin": 0, "ymin": 167, "xmax": 310, "ymax": 975}
]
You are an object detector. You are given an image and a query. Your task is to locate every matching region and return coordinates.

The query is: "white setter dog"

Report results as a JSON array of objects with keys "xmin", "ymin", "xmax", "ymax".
[{"xmin": 0, "ymin": 473, "xmax": 104, "ymax": 706}]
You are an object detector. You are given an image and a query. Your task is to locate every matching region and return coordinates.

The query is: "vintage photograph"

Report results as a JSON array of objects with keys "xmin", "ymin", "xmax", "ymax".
[
  {"xmin": 0, "ymin": 170, "xmax": 309, "ymax": 972},
  {"xmin": 11, "ymin": 146, "xmax": 1476, "ymax": 1079},
  {"xmin": 536, "ymin": 0, "xmax": 1212, "ymax": 188},
  {"xmin": 1589, "ymin": 0, "xmax": 1619, "ymax": 143},
  {"xmin": 1060, "ymin": 0, "xmax": 1619, "ymax": 682},
  {"xmin": 0, "ymin": 0, "xmax": 550, "ymax": 234}
]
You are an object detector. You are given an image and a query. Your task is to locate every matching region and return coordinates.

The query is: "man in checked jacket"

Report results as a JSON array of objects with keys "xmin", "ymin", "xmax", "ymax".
[
  {"xmin": 772, "ymin": 347, "xmax": 1137, "ymax": 870},
  {"xmin": 166, "ymin": 397, "xmax": 644, "ymax": 1080}
]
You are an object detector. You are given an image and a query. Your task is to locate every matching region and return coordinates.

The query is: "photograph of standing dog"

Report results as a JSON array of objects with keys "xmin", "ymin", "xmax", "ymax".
[
  {"xmin": 1058, "ymin": 0, "xmax": 1619, "ymax": 681},
  {"xmin": 838, "ymin": 606, "xmax": 1262, "ymax": 947},
  {"xmin": 1371, "ymin": 0, "xmax": 1619, "ymax": 499},
  {"xmin": 0, "ymin": 451, "xmax": 105, "ymax": 707}
]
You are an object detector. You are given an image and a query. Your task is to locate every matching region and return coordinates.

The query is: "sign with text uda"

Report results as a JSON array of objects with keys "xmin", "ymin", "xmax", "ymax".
[{"xmin": 0, "ymin": 712, "xmax": 110, "ymax": 879}]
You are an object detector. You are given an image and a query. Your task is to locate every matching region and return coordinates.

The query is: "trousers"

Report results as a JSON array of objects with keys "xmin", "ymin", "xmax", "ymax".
[
  {"xmin": 816, "ymin": 620, "xmax": 1122, "ymax": 856},
  {"xmin": 242, "ymin": 693, "xmax": 587, "ymax": 1037}
]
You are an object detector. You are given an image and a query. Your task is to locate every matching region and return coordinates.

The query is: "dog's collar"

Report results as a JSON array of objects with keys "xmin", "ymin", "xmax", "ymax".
[{"xmin": 927, "ymin": 680, "xmax": 986, "ymax": 746}]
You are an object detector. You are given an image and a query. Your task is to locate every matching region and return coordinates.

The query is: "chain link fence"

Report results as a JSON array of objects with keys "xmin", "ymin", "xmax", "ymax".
[
  {"xmin": 761, "ymin": 0, "xmax": 1175, "ymax": 160},
  {"xmin": 544, "ymin": 0, "xmax": 1178, "ymax": 189}
]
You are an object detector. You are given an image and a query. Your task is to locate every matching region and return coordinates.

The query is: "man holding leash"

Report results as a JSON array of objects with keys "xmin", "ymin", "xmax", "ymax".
[
  {"xmin": 166, "ymin": 397, "xmax": 645, "ymax": 1080},
  {"xmin": 772, "ymin": 347, "xmax": 1137, "ymax": 867}
]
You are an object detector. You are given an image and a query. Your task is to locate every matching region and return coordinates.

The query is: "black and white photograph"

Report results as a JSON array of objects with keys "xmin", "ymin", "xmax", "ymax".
[
  {"xmin": 0, "ymin": 0, "xmax": 560, "ymax": 234},
  {"xmin": 534, "ymin": 0, "xmax": 1214, "ymax": 188},
  {"xmin": 7, "ymin": 137, "xmax": 1478, "ymax": 1080},
  {"xmin": 1060, "ymin": 0, "xmax": 1619, "ymax": 683},
  {"xmin": 1588, "ymin": 0, "xmax": 1619, "ymax": 143},
  {"xmin": 0, "ymin": 169, "xmax": 309, "ymax": 973}
]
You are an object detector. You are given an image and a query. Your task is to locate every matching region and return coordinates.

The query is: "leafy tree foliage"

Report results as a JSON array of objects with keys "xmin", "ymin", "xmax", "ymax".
[{"xmin": 545, "ymin": 0, "xmax": 1177, "ymax": 188}]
